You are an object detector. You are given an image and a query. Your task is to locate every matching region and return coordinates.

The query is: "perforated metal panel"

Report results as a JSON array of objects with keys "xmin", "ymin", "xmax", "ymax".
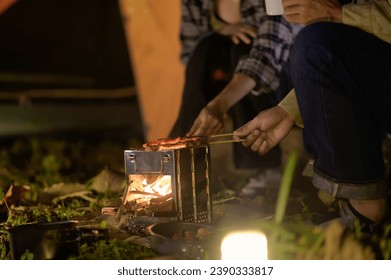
[{"xmin": 122, "ymin": 146, "xmax": 212, "ymax": 224}]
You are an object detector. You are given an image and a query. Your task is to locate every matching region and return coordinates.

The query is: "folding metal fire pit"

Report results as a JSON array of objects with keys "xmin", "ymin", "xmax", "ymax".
[{"xmin": 116, "ymin": 145, "xmax": 213, "ymax": 234}]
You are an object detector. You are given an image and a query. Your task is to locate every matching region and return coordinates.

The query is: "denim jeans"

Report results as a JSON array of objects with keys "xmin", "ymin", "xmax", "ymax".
[{"xmin": 290, "ymin": 22, "xmax": 391, "ymax": 199}]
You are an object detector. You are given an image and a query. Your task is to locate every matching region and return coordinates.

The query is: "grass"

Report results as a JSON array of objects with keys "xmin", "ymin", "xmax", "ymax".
[
  {"xmin": 1, "ymin": 135, "xmax": 391, "ymax": 260},
  {"xmin": 0, "ymin": 134, "xmax": 157, "ymax": 260}
]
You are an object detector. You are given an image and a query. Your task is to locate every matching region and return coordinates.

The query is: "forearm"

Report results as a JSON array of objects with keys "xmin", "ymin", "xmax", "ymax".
[{"xmin": 207, "ymin": 73, "xmax": 256, "ymax": 115}]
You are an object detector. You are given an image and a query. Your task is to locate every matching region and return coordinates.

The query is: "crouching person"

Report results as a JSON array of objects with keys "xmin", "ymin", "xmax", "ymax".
[{"xmin": 233, "ymin": 0, "xmax": 391, "ymax": 233}]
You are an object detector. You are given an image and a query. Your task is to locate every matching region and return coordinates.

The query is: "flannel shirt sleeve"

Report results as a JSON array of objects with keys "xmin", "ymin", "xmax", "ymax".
[
  {"xmin": 180, "ymin": 0, "xmax": 213, "ymax": 65},
  {"xmin": 236, "ymin": 15, "xmax": 301, "ymax": 95}
]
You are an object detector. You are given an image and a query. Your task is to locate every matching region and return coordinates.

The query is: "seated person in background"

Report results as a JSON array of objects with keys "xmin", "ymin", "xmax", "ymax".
[
  {"xmin": 233, "ymin": 0, "xmax": 391, "ymax": 233},
  {"xmin": 170, "ymin": 0, "xmax": 301, "ymax": 179}
]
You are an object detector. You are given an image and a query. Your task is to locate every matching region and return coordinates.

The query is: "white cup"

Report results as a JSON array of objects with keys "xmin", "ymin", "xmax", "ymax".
[{"xmin": 265, "ymin": 0, "xmax": 284, "ymax": 16}]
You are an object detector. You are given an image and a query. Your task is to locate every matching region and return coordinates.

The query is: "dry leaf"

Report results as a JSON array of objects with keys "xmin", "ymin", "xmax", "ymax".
[{"xmin": 0, "ymin": 184, "xmax": 30, "ymax": 213}]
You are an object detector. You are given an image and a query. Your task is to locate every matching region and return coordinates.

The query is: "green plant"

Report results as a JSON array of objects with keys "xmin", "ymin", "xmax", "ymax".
[
  {"xmin": 73, "ymin": 239, "xmax": 157, "ymax": 260},
  {"xmin": 251, "ymin": 150, "xmax": 376, "ymax": 260}
]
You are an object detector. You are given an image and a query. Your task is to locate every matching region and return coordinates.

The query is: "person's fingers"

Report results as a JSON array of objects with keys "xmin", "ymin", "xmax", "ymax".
[
  {"xmin": 236, "ymin": 32, "xmax": 252, "ymax": 44},
  {"xmin": 241, "ymin": 129, "xmax": 260, "ymax": 147},
  {"xmin": 248, "ymin": 131, "xmax": 269, "ymax": 155},
  {"xmin": 188, "ymin": 118, "xmax": 222, "ymax": 137},
  {"xmin": 250, "ymin": 135, "xmax": 264, "ymax": 152},
  {"xmin": 281, "ymin": 1, "xmax": 306, "ymax": 24},
  {"xmin": 231, "ymin": 35, "xmax": 240, "ymax": 45},
  {"xmin": 201, "ymin": 124, "xmax": 218, "ymax": 136},
  {"xmin": 241, "ymin": 130, "xmax": 268, "ymax": 155},
  {"xmin": 234, "ymin": 25, "xmax": 257, "ymax": 44},
  {"xmin": 233, "ymin": 119, "xmax": 259, "ymax": 138},
  {"xmin": 187, "ymin": 118, "xmax": 202, "ymax": 136},
  {"xmin": 240, "ymin": 26, "xmax": 257, "ymax": 38},
  {"xmin": 258, "ymin": 140, "xmax": 269, "ymax": 155}
]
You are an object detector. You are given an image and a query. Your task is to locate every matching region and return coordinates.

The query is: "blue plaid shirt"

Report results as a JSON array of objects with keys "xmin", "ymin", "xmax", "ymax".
[{"xmin": 180, "ymin": 0, "xmax": 302, "ymax": 94}]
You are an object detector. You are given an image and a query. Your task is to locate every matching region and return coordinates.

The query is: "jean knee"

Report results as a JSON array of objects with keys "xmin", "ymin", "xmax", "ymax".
[{"xmin": 291, "ymin": 23, "xmax": 338, "ymax": 74}]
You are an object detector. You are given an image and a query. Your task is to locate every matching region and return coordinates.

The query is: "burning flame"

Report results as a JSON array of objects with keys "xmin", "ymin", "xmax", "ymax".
[
  {"xmin": 141, "ymin": 176, "xmax": 171, "ymax": 196},
  {"xmin": 126, "ymin": 175, "xmax": 172, "ymax": 206}
]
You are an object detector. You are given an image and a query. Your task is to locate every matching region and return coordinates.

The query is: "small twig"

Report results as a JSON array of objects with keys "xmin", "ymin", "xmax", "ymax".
[
  {"xmin": 126, "ymin": 191, "xmax": 161, "ymax": 197},
  {"xmin": 0, "ymin": 190, "xmax": 10, "ymax": 212},
  {"xmin": 52, "ymin": 190, "xmax": 97, "ymax": 204},
  {"xmin": 2, "ymin": 199, "xmax": 10, "ymax": 212}
]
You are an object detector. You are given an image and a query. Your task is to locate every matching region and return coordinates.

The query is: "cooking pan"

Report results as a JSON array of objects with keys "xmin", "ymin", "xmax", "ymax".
[{"xmin": 148, "ymin": 222, "xmax": 216, "ymax": 259}]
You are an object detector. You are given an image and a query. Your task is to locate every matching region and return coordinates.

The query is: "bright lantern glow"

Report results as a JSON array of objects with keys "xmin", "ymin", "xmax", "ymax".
[{"xmin": 220, "ymin": 231, "xmax": 268, "ymax": 260}]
